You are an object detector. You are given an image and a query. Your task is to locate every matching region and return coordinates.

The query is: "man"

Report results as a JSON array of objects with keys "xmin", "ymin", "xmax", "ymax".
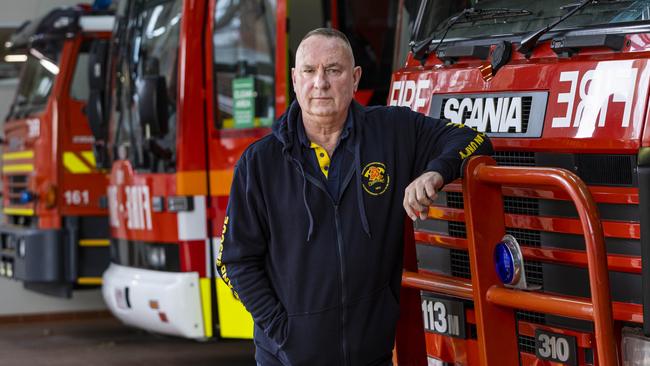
[{"xmin": 217, "ymin": 28, "xmax": 492, "ymax": 366}]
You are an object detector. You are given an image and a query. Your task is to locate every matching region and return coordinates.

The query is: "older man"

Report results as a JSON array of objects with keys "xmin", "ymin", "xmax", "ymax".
[{"xmin": 217, "ymin": 28, "xmax": 492, "ymax": 366}]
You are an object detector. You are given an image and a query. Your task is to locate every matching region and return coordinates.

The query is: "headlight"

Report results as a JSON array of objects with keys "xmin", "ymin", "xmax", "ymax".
[
  {"xmin": 623, "ymin": 327, "xmax": 650, "ymax": 365},
  {"xmin": 167, "ymin": 196, "xmax": 193, "ymax": 212},
  {"xmin": 17, "ymin": 238, "xmax": 25, "ymax": 258},
  {"xmin": 147, "ymin": 246, "xmax": 166, "ymax": 269},
  {"xmin": 6, "ymin": 236, "xmax": 15, "ymax": 250}
]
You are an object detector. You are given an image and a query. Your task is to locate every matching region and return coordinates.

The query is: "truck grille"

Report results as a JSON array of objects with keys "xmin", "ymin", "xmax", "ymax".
[
  {"xmin": 494, "ymin": 151, "xmax": 536, "ymax": 167},
  {"xmin": 517, "ymin": 310, "xmax": 546, "ymax": 324},
  {"xmin": 7, "ymin": 174, "xmax": 28, "ymax": 205},
  {"xmin": 417, "ymin": 150, "xmax": 640, "ymax": 360},
  {"xmin": 575, "ymin": 154, "xmax": 635, "ymax": 186},
  {"xmin": 495, "ymin": 151, "xmax": 637, "ymax": 186},
  {"xmin": 504, "ymin": 197, "xmax": 539, "ymax": 216},
  {"xmin": 450, "ymin": 250, "xmax": 471, "ymax": 279},
  {"xmin": 518, "ymin": 334, "xmax": 537, "ymax": 354},
  {"xmin": 444, "ymin": 193, "xmax": 544, "ymax": 286}
]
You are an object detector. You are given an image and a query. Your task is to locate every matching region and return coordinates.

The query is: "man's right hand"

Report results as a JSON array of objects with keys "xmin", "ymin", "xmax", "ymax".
[{"xmin": 403, "ymin": 171, "xmax": 444, "ymax": 221}]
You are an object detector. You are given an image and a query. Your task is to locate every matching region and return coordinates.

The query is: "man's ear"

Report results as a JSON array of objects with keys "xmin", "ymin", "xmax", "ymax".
[
  {"xmin": 353, "ymin": 66, "xmax": 362, "ymax": 92},
  {"xmin": 291, "ymin": 67, "xmax": 297, "ymax": 89}
]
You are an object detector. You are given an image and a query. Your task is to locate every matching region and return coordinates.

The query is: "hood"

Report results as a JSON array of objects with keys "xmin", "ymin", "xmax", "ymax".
[{"xmin": 271, "ymin": 99, "xmax": 302, "ymax": 153}]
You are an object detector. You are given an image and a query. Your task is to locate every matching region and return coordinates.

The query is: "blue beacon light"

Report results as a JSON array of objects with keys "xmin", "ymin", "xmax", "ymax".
[{"xmin": 493, "ymin": 235, "xmax": 522, "ymax": 286}]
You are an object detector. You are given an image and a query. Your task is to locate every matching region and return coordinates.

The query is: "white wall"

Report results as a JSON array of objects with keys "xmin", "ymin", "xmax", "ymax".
[
  {"xmin": 0, "ymin": 78, "xmax": 16, "ymax": 118},
  {"xmin": 0, "ymin": 278, "xmax": 106, "ymax": 315},
  {"xmin": 0, "ymin": 1, "xmax": 106, "ymax": 316},
  {"xmin": 0, "ymin": 0, "xmax": 83, "ymax": 27}
]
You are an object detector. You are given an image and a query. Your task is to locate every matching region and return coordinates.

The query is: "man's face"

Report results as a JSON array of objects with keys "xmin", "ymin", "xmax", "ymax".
[{"xmin": 292, "ymin": 35, "xmax": 362, "ymax": 122}]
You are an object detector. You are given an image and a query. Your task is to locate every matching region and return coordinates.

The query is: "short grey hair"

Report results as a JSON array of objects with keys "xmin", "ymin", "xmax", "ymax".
[{"xmin": 299, "ymin": 28, "xmax": 355, "ymax": 66}]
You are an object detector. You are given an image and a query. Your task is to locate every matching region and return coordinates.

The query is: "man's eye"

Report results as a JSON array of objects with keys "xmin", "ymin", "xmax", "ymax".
[
  {"xmin": 303, "ymin": 69, "xmax": 315, "ymax": 74},
  {"xmin": 326, "ymin": 69, "xmax": 341, "ymax": 75}
]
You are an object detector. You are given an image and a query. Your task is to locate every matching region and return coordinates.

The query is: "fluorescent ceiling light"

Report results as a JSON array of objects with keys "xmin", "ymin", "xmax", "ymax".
[
  {"xmin": 4, "ymin": 54, "xmax": 27, "ymax": 62},
  {"xmin": 39, "ymin": 59, "xmax": 59, "ymax": 74}
]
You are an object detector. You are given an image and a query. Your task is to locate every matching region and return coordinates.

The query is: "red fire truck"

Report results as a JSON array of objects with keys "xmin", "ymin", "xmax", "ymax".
[
  {"xmin": 0, "ymin": 6, "xmax": 113, "ymax": 297},
  {"xmin": 94, "ymin": 0, "xmax": 397, "ymax": 339},
  {"xmin": 392, "ymin": 0, "xmax": 650, "ymax": 365}
]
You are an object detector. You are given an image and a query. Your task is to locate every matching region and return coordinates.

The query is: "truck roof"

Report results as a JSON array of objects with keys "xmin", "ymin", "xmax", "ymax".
[{"xmin": 5, "ymin": 6, "xmax": 114, "ymax": 51}]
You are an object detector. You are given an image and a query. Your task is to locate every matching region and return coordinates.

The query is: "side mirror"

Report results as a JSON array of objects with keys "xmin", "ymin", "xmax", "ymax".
[
  {"xmin": 87, "ymin": 40, "xmax": 109, "ymax": 142},
  {"xmin": 92, "ymin": 142, "xmax": 110, "ymax": 170},
  {"xmin": 87, "ymin": 40, "xmax": 110, "ymax": 169},
  {"xmin": 137, "ymin": 75, "xmax": 169, "ymax": 138}
]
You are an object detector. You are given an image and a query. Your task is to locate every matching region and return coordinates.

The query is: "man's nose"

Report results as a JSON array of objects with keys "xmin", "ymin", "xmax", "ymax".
[{"xmin": 314, "ymin": 68, "xmax": 330, "ymax": 89}]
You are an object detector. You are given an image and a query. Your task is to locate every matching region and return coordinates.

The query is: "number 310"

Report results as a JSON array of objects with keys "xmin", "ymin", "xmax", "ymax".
[{"xmin": 537, "ymin": 333, "xmax": 570, "ymax": 362}]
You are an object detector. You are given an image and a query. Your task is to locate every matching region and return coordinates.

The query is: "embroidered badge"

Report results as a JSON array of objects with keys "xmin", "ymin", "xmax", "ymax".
[{"xmin": 362, "ymin": 162, "xmax": 390, "ymax": 196}]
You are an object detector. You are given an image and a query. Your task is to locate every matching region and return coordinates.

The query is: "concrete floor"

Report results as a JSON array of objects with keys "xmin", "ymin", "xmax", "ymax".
[{"xmin": 0, "ymin": 317, "xmax": 256, "ymax": 366}]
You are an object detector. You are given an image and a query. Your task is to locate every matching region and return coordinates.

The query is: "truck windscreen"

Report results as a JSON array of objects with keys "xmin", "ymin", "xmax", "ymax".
[
  {"xmin": 415, "ymin": 0, "xmax": 650, "ymax": 43},
  {"xmin": 9, "ymin": 47, "xmax": 62, "ymax": 119},
  {"xmin": 213, "ymin": 0, "xmax": 276, "ymax": 130},
  {"xmin": 111, "ymin": 0, "xmax": 181, "ymax": 173}
]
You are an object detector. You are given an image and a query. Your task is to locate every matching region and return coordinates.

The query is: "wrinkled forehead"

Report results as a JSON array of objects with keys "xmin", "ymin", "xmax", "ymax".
[{"xmin": 295, "ymin": 35, "xmax": 354, "ymax": 68}]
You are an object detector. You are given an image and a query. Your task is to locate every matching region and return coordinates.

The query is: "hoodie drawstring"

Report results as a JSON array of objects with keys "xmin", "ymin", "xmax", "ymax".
[
  {"xmin": 354, "ymin": 142, "xmax": 371, "ymax": 238},
  {"xmin": 293, "ymin": 158, "xmax": 315, "ymax": 242}
]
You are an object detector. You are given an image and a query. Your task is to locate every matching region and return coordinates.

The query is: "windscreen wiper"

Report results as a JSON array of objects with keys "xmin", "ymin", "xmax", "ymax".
[
  {"xmin": 412, "ymin": 7, "xmax": 531, "ymax": 61},
  {"xmin": 518, "ymin": 0, "xmax": 595, "ymax": 55}
]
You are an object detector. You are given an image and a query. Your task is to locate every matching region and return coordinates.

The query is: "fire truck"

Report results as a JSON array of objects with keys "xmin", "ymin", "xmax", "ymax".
[
  {"xmin": 93, "ymin": 0, "xmax": 397, "ymax": 339},
  {"xmin": 391, "ymin": 0, "xmax": 650, "ymax": 365},
  {"xmin": 0, "ymin": 6, "xmax": 113, "ymax": 297}
]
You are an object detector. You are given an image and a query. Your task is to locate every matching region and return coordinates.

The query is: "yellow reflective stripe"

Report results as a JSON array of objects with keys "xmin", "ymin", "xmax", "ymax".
[
  {"xmin": 216, "ymin": 278, "xmax": 254, "ymax": 339},
  {"xmin": 79, "ymin": 239, "xmax": 110, "ymax": 247},
  {"xmin": 2, "ymin": 150, "xmax": 34, "ymax": 161},
  {"xmin": 80, "ymin": 151, "xmax": 96, "ymax": 168},
  {"xmin": 310, "ymin": 142, "xmax": 331, "ymax": 178},
  {"xmin": 3, "ymin": 208, "xmax": 34, "ymax": 216},
  {"xmin": 77, "ymin": 277, "xmax": 102, "ymax": 285},
  {"xmin": 63, "ymin": 152, "xmax": 92, "ymax": 173},
  {"xmin": 200, "ymin": 278, "xmax": 213, "ymax": 338},
  {"xmin": 3, "ymin": 164, "xmax": 33, "ymax": 173}
]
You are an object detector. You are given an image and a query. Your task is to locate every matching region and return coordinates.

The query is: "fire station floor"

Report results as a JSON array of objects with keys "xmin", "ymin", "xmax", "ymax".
[{"xmin": 0, "ymin": 316, "xmax": 256, "ymax": 366}]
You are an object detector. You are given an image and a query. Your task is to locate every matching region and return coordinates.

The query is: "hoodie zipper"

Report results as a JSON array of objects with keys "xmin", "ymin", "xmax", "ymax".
[
  {"xmin": 290, "ymin": 151, "xmax": 357, "ymax": 365},
  {"xmin": 334, "ymin": 204, "xmax": 349, "ymax": 366},
  {"xmin": 295, "ymin": 167, "xmax": 350, "ymax": 365}
]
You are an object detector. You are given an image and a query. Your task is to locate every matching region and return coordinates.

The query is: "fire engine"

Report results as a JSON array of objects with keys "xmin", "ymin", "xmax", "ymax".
[
  {"xmin": 0, "ymin": 6, "xmax": 113, "ymax": 297},
  {"xmin": 392, "ymin": 0, "xmax": 650, "ymax": 365},
  {"xmin": 93, "ymin": 0, "xmax": 397, "ymax": 339}
]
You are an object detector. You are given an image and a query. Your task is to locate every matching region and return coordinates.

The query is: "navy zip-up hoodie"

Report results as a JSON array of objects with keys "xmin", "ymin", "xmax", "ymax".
[{"xmin": 218, "ymin": 100, "xmax": 492, "ymax": 366}]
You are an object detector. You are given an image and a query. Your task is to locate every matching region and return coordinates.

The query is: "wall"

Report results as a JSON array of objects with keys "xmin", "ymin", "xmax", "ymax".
[
  {"xmin": 0, "ymin": 0, "xmax": 83, "ymax": 27},
  {"xmin": 0, "ymin": 278, "xmax": 106, "ymax": 315},
  {"xmin": 0, "ymin": 1, "xmax": 106, "ymax": 316}
]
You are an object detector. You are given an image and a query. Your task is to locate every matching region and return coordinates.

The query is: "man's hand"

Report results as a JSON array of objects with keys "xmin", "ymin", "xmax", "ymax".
[{"xmin": 403, "ymin": 171, "xmax": 444, "ymax": 221}]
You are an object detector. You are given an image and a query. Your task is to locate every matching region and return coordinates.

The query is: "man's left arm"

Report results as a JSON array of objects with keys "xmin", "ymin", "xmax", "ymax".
[{"xmin": 403, "ymin": 110, "xmax": 494, "ymax": 220}]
